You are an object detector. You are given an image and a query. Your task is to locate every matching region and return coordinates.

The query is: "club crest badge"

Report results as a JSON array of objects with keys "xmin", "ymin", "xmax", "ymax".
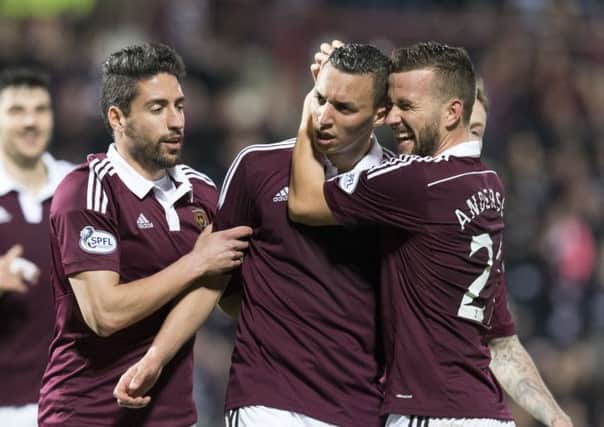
[{"xmin": 192, "ymin": 208, "xmax": 209, "ymax": 231}]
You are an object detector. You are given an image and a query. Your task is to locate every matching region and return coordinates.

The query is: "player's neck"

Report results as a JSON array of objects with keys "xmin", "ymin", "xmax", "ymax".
[
  {"xmin": 0, "ymin": 150, "xmax": 48, "ymax": 194},
  {"xmin": 327, "ymin": 137, "xmax": 373, "ymax": 174},
  {"xmin": 433, "ymin": 127, "xmax": 472, "ymax": 157}
]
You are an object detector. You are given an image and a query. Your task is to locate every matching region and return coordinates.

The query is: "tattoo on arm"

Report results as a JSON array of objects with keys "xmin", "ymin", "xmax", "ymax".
[{"xmin": 489, "ymin": 335, "xmax": 571, "ymax": 426}]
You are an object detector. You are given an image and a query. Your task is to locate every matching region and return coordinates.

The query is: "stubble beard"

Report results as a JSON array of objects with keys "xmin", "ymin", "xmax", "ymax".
[
  {"xmin": 125, "ymin": 123, "xmax": 181, "ymax": 173},
  {"xmin": 414, "ymin": 121, "xmax": 440, "ymax": 157}
]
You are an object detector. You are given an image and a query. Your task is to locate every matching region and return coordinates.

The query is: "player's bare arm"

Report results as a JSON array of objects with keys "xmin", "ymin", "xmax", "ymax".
[
  {"xmin": 489, "ymin": 335, "xmax": 573, "ymax": 427},
  {"xmin": 217, "ymin": 280, "xmax": 241, "ymax": 319},
  {"xmin": 114, "ymin": 274, "xmax": 228, "ymax": 408},
  {"xmin": 71, "ymin": 224, "xmax": 252, "ymax": 337},
  {"xmin": 288, "ymin": 90, "xmax": 337, "ymax": 226}
]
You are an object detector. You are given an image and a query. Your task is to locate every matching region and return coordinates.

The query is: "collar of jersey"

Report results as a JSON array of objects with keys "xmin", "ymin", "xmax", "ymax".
[
  {"xmin": 322, "ymin": 134, "xmax": 383, "ymax": 179},
  {"xmin": 437, "ymin": 139, "xmax": 482, "ymax": 158},
  {"xmin": 0, "ymin": 152, "xmax": 74, "ymax": 200},
  {"xmin": 107, "ymin": 143, "xmax": 193, "ymax": 201}
]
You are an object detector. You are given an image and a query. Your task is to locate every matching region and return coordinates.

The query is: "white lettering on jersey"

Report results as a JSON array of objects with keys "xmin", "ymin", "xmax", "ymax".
[
  {"xmin": 79, "ymin": 226, "xmax": 117, "ymax": 254},
  {"xmin": 455, "ymin": 188, "xmax": 505, "ymax": 231}
]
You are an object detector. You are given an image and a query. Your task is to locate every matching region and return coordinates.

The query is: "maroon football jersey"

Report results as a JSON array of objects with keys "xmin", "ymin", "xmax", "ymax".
[
  {"xmin": 215, "ymin": 138, "xmax": 393, "ymax": 427},
  {"xmin": 0, "ymin": 153, "xmax": 73, "ymax": 406},
  {"xmin": 38, "ymin": 145, "xmax": 216, "ymax": 427},
  {"xmin": 323, "ymin": 141, "xmax": 515, "ymax": 419}
]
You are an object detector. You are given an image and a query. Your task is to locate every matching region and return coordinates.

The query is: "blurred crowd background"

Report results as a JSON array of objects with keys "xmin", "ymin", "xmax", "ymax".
[{"xmin": 1, "ymin": 0, "xmax": 602, "ymax": 426}]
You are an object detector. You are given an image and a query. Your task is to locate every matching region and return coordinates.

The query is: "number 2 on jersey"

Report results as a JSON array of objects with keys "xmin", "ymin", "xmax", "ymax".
[{"xmin": 457, "ymin": 233, "xmax": 500, "ymax": 323}]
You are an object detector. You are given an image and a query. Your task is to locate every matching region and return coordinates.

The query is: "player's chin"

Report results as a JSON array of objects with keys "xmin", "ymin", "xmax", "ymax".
[
  {"xmin": 17, "ymin": 145, "xmax": 46, "ymax": 161},
  {"xmin": 312, "ymin": 138, "xmax": 339, "ymax": 155},
  {"xmin": 158, "ymin": 152, "xmax": 180, "ymax": 168}
]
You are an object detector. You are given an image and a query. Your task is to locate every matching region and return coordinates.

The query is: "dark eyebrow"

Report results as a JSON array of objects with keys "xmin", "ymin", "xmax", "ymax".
[
  {"xmin": 333, "ymin": 100, "xmax": 356, "ymax": 111},
  {"xmin": 144, "ymin": 98, "xmax": 168, "ymax": 108},
  {"xmin": 144, "ymin": 96, "xmax": 185, "ymax": 108}
]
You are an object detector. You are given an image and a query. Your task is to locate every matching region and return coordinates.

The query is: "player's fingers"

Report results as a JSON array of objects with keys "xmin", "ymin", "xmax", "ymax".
[
  {"xmin": 128, "ymin": 365, "xmax": 154, "ymax": 394},
  {"xmin": 310, "ymin": 63, "xmax": 321, "ymax": 80},
  {"xmin": 5, "ymin": 244, "xmax": 23, "ymax": 261},
  {"xmin": 314, "ymin": 51, "xmax": 328, "ymax": 64},
  {"xmin": 8, "ymin": 279, "xmax": 28, "ymax": 294},
  {"xmin": 231, "ymin": 240, "xmax": 249, "ymax": 251},
  {"xmin": 113, "ymin": 365, "xmax": 138, "ymax": 397},
  {"xmin": 331, "ymin": 39, "xmax": 344, "ymax": 48},
  {"xmin": 117, "ymin": 396, "xmax": 151, "ymax": 409},
  {"xmin": 201, "ymin": 223, "xmax": 213, "ymax": 236},
  {"xmin": 113, "ymin": 381, "xmax": 129, "ymax": 401},
  {"xmin": 222, "ymin": 226, "xmax": 253, "ymax": 239},
  {"xmin": 319, "ymin": 42, "xmax": 333, "ymax": 55}
]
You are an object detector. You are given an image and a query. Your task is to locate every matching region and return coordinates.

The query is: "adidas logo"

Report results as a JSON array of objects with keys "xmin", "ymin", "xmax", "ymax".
[
  {"xmin": 136, "ymin": 213, "xmax": 154, "ymax": 229},
  {"xmin": 272, "ymin": 186, "xmax": 289, "ymax": 202},
  {"xmin": 0, "ymin": 206, "xmax": 12, "ymax": 224}
]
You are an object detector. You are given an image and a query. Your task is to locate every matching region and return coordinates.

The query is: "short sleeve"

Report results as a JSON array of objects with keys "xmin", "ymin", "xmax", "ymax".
[
  {"xmin": 485, "ymin": 276, "xmax": 516, "ymax": 340},
  {"xmin": 324, "ymin": 157, "xmax": 426, "ymax": 231},
  {"xmin": 214, "ymin": 152, "xmax": 257, "ymax": 296},
  {"xmin": 214, "ymin": 153, "xmax": 256, "ymax": 232},
  {"xmin": 51, "ymin": 178, "xmax": 120, "ymax": 276}
]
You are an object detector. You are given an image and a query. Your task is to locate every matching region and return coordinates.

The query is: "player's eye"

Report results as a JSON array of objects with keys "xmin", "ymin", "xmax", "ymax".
[{"xmin": 7, "ymin": 106, "xmax": 24, "ymax": 114}]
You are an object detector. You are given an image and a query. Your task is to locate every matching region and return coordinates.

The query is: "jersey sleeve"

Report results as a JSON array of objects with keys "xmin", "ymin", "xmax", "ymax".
[
  {"xmin": 50, "ymin": 172, "xmax": 120, "ymax": 276},
  {"xmin": 214, "ymin": 152, "xmax": 256, "ymax": 232},
  {"xmin": 214, "ymin": 151, "xmax": 257, "ymax": 296},
  {"xmin": 485, "ymin": 276, "xmax": 516, "ymax": 340},
  {"xmin": 324, "ymin": 156, "xmax": 425, "ymax": 231}
]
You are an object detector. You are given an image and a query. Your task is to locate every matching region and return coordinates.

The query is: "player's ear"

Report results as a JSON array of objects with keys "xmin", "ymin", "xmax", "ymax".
[
  {"xmin": 373, "ymin": 105, "xmax": 387, "ymax": 127},
  {"xmin": 444, "ymin": 98, "xmax": 463, "ymax": 129},
  {"xmin": 107, "ymin": 106, "xmax": 125, "ymax": 134}
]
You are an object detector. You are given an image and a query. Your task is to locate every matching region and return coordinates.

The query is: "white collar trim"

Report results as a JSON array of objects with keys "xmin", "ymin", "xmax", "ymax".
[
  {"xmin": 0, "ymin": 152, "xmax": 72, "ymax": 200},
  {"xmin": 439, "ymin": 139, "xmax": 482, "ymax": 158},
  {"xmin": 107, "ymin": 143, "xmax": 193, "ymax": 200}
]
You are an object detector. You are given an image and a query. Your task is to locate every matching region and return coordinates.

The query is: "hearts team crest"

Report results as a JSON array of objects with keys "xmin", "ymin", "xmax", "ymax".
[{"xmin": 192, "ymin": 208, "xmax": 209, "ymax": 231}]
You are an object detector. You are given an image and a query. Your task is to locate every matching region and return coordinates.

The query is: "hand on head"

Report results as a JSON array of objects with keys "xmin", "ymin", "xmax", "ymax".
[{"xmin": 310, "ymin": 40, "xmax": 343, "ymax": 81}]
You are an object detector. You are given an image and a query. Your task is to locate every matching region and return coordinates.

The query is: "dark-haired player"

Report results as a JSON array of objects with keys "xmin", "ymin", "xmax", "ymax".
[
  {"xmin": 0, "ymin": 67, "xmax": 74, "ymax": 426},
  {"xmin": 289, "ymin": 42, "xmax": 572, "ymax": 427},
  {"xmin": 37, "ymin": 43, "xmax": 252, "ymax": 427}
]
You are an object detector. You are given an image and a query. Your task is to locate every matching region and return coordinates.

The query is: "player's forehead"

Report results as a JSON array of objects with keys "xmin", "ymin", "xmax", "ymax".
[
  {"xmin": 315, "ymin": 63, "xmax": 374, "ymax": 107},
  {"xmin": 132, "ymin": 73, "xmax": 184, "ymax": 105},
  {"xmin": 388, "ymin": 68, "xmax": 436, "ymax": 103},
  {"xmin": 0, "ymin": 85, "xmax": 51, "ymax": 108}
]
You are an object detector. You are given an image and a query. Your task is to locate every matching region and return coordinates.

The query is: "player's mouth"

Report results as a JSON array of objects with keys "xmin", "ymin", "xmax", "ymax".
[
  {"xmin": 393, "ymin": 129, "xmax": 415, "ymax": 155},
  {"xmin": 161, "ymin": 135, "xmax": 183, "ymax": 149},
  {"xmin": 315, "ymin": 130, "xmax": 336, "ymax": 146},
  {"xmin": 19, "ymin": 129, "xmax": 41, "ymax": 142}
]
